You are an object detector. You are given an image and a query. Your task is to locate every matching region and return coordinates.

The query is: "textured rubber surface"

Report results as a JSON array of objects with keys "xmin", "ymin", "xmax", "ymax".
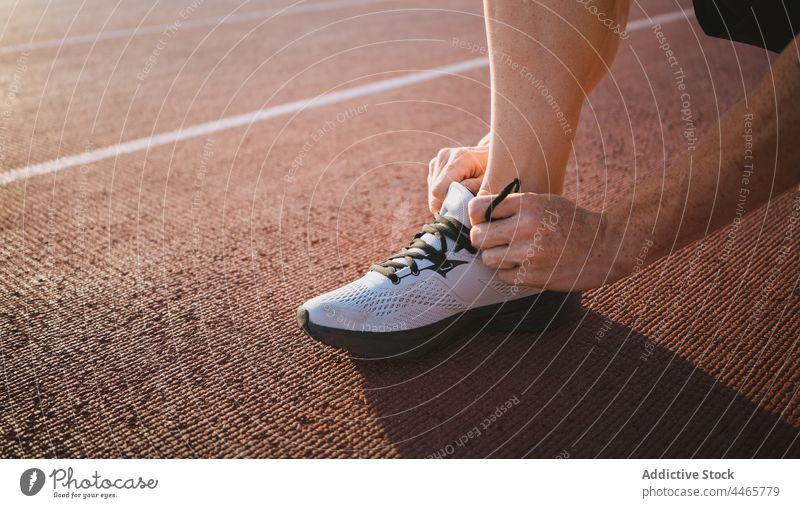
[
  {"xmin": 0, "ymin": 0, "xmax": 798, "ymax": 458},
  {"xmin": 298, "ymin": 291, "xmax": 582, "ymax": 359}
]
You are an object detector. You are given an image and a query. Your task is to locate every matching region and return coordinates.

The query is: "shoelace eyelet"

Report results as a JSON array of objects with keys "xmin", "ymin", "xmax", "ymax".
[{"xmin": 369, "ymin": 177, "xmax": 519, "ymax": 283}]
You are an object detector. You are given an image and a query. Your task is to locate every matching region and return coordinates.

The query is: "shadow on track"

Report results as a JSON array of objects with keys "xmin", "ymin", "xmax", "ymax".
[{"xmin": 357, "ymin": 310, "xmax": 800, "ymax": 458}]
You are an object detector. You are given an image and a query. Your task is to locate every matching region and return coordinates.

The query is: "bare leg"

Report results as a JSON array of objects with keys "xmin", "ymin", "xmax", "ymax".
[{"xmin": 481, "ymin": 0, "xmax": 630, "ymax": 195}]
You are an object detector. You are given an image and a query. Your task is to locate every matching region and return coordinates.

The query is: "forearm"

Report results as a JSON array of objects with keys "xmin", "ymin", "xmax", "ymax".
[{"xmin": 607, "ymin": 36, "xmax": 800, "ymax": 278}]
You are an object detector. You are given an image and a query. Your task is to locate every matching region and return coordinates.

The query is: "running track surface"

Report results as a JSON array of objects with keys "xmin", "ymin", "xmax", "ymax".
[{"xmin": 0, "ymin": 0, "xmax": 798, "ymax": 458}]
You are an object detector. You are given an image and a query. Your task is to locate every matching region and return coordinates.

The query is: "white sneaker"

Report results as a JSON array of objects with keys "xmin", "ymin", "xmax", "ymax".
[{"xmin": 297, "ymin": 181, "xmax": 580, "ymax": 358}]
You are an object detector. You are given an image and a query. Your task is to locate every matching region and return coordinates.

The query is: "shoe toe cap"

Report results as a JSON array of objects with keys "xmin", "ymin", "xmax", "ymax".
[{"xmin": 299, "ymin": 296, "xmax": 370, "ymax": 331}]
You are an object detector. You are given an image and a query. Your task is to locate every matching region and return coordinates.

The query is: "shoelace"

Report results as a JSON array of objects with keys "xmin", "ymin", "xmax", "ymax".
[
  {"xmin": 371, "ymin": 178, "xmax": 521, "ymax": 284},
  {"xmin": 370, "ymin": 214, "xmax": 476, "ymax": 284},
  {"xmin": 484, "ymin": 178, "xmax": 520, "ymax": 222}
]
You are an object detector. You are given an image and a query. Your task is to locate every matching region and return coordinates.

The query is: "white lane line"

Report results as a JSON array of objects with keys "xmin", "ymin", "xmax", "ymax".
[
  {"xmin": 0, "ymin": 8, "xmax": 694, "ymax": 186},
  {"xmin": 0, "ymin": 0, "xmax": 395, "ymax": 55},
  {"xmin": 0, "ymin": 58, "xmax": 489, "ymax": 185}
]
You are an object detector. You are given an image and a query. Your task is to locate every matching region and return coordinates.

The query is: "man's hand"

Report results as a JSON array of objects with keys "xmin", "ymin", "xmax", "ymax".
[
  {"xmin": 428, "ymin": 138, "xmax": 490, "ymax": 213},
  {"xmin": 468, "ymin": 192, "xmax": 620, "ymax": 292}
]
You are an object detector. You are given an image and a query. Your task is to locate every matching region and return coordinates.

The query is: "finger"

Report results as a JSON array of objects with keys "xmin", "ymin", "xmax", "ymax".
[
  {"xmin": 468, "ymin": 195, "xmax": 491, "ymax": 226},
  {"xmin": 461, "ymin": 177, "xmax": 482, "ymax": 195},
  {"xmin": 469, "ymin": 191, "xmax": 537, "ymax": 224},
  {"xmin": 497, "ymin": 268, "xmax": 528, "ymax": 286},
  {"xmin": 469, "ymin": 193, "xmax": 527, "ymax": 226},
  {"xmin": 428, "ymin": 165, "xmax": 439, "ymax": 213},
  {"xmin": 431, "ymin": 147, "xmax": 487, "ymax": 213},
  {"xmin": 429, "ymin": 176, "xmax": 451, "ymax": 213},
  {"xmin": 480, "ymin": 246, "xmax": 517, "ymax": 270},
  {"xmin": 428, "ymin": 149, "xmax": 456, "ymax": 212},
  {"xmin": 450, "ymin": 146, "xmax": 488, "ymax": 173},
  {"xmin": 435, "ymin": 148, "xmax": 450, "ymax": 175},
  {"xmin": 430, "ymin": 165, "xmax": 469, "ymax": 211},
  {"xmin": 470, "ymin": 216, "xmax": 525, "ymax": 250},
  {"xmin": 498, "ymin": 267, "xmax": 548, "ymax": 289},
  {"xmin": 496, "ymin": 269, "xmax": 516, "ymax": 285},
  {"xmin": 428, "ymin": 152, "xmax": 450, "ymax": 211},
  {"xmin": 429, "ymin": 198, "xmax": 441, "ymax": 214}
]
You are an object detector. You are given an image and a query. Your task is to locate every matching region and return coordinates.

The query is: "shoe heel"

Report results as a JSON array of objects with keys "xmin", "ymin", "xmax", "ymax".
[{"xmin": 487, "ymin": 291, "xmax": 582, "ymax": 332}]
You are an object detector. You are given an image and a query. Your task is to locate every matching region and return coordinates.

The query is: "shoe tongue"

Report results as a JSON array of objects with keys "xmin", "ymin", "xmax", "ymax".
[
  {"xmin": 439, "ymin": 181, "xmax": 474, "ymax": 228},
  {"xmin": 386, "ymin": 182, "xmax": 474, "ymax": 269}
]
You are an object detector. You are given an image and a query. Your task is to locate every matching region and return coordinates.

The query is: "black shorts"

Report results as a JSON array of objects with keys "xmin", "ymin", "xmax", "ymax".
[{"xmin": 693, "ymin": 0, "xmax": 800, "ymax": 52}]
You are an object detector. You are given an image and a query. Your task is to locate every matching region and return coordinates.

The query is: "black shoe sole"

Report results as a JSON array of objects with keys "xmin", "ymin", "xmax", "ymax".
[{"xmin": 297, "ymin": 290, "xmax": 582, "ymax": 359}]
